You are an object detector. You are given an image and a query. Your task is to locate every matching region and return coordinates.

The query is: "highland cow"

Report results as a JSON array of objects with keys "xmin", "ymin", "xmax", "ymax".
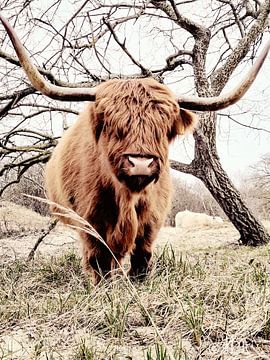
[
  {"xmin": 1, "ymin": 14, "xmax": 269, "ymax": 284},
  {"xmin": 45, "ymin": 78, "xmax": 196, "ymax": 283}
]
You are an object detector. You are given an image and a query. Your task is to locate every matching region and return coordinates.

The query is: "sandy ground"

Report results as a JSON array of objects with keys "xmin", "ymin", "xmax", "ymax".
[
  {"xmin": 2, "ymin": 200, "xmax": 269, "ymax": 260},
  {"xmin": 0, "ymin": 200, "xmax": 242, "ymax": 260},
  {"xmin": 1, "ymin": 223, "xmax": 241, "ymax": 260}
]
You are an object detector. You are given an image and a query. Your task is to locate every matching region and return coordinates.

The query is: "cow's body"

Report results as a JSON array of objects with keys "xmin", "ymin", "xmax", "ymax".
[{"xmin": 45, "ymin": 79, "xmax": 196, "ymax": 283}]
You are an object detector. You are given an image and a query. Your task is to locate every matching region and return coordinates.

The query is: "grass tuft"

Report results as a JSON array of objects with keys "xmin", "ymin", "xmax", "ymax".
[{"xmin": 1, "ymin": 216, "xmax": 270, "ymax": 358}]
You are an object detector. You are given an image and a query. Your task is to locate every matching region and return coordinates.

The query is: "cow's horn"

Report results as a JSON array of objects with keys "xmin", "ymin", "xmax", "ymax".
[
  {"xmin": 176, "ymin": 39, "xmax": 270, "ymax": 111},
  {"xmin": 0, "ymin": 14, "xmax": 97, "ymax": 101}
]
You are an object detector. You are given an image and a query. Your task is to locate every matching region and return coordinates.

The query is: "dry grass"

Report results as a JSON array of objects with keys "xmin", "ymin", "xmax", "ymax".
[{"xmin": 1, "ymin": 203, "xmax": 270, "ymax": 359}]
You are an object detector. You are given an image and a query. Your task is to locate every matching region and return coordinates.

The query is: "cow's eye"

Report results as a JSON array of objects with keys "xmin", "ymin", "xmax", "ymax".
[
  {"xmin": 102, "ymin": 124, "xmax": 115, "ymax": 139},
  {"xmin": 116, "ymin": 128, "xmax": 124, "ymax": 140},
  {"xmin": 95, "ymin": 121, "xmax": 104, "ymax": 142}
]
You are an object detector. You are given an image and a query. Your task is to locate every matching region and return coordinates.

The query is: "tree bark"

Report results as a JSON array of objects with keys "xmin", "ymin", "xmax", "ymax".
[
  {"xmin": 200, "ymin": 178, "xmax": 269, "ymax": 246},
  {"xmin": 192, "ymin": 154, "xmax": 270, "ymax": 246}
]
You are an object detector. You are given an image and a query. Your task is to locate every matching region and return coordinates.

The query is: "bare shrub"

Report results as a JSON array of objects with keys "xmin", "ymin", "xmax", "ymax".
[
  {"xmin": 238, "ymin": 154, "xmax": 270, "ymax": 220},
  {"xmin": 166, "ymin": 176, "xmax": 225, "ymax": 226},
  {"xmin": 1, "ymin": 164, "xmax": 49, "ymax": 216}
]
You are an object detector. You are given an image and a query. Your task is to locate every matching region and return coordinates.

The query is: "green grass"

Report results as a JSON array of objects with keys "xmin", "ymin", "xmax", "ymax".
[{"xmin": 1, "ymin": 245, "xmax": 270, "ymax": 359}]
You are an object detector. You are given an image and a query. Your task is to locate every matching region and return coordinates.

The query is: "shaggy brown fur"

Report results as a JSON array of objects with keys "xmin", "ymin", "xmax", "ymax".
[{"xmin": 45, "ymin": 78, "xmax": 196, "ymax": 284}]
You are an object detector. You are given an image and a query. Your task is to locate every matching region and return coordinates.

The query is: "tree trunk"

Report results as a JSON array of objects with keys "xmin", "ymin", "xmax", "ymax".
[
  {"xmin": 194, "ymin": 158, "xmax": 269, "ymax": 246},
  {"xmin": 171, "ymin": 113, "xmax": 270, "ymax": 246}
]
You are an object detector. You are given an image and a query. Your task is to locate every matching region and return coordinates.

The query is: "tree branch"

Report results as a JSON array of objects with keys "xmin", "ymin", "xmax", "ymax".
[
  {"xmin": 103, "ymin": 18, "xmax": 152, "ymax": 76},
  {"xmin": 0, "ymin": 48, "xmax": 102, "ymax": 88},
  {"xmin": 211, "ymin": 0, "xmax": 270, "ymax": 94},
  {"xmin": 170, "ymin": 159, "xmax": 195, "ymax": 174},
  {"xmin": 0, "ymin": 87, "xmax": 36, "ymax": 119},
  {"xmin": 218, "ymin": 113, "xmax": 270, "ymax": 133},
  {"xmin": 27, "ymin": 218, "xmax": 58, "ymax": 260}
]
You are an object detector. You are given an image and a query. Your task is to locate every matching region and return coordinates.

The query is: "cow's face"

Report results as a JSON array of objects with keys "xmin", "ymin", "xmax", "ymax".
[{"xmin": 92, "ymin": 79, "xmax": 196, "ymax": 192}]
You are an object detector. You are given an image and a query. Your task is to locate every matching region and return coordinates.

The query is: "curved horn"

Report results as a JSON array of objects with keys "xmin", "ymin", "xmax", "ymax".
[
  {"xmin": 177, "ymin": 39, "xmax": 270, "ymax": 111},
  {"xmin": 0, "ymin": 14, "xmax": 96, "ymax": 101}
]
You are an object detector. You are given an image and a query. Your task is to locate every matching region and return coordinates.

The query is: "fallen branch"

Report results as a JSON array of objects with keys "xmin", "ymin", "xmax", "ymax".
[{"xmin": 27, "ymin": 218, "xmax": 58, "ymax": 260}]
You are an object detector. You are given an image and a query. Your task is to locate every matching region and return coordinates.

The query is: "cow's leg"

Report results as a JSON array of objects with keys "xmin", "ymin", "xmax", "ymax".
[
  {"xmin": 89, "ymin": 252, "xmax": 124, "ymax": 285},
  {"xmin": 80, "ymin": 233, "xmax": 110, "ymax": 284},
  {"xmin": 81, "ymin": 233, "xmax": 124, "ymax": 285},
  {"xmin": 89, "ymin": 248, "xmax": 113, "ymax": 285},
  {"xmin": 129, "ymin": 224, "xmax": 155, "ymax": 280}
]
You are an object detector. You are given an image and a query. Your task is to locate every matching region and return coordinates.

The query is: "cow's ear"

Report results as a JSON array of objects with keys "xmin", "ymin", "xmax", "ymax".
[
  {"xmin": 168, "ymin": 108, "xmax": 197, "ymax": 140},
  {"xmin": 179, "ymin": 109, "xmax": 197, "ymax": 134}
]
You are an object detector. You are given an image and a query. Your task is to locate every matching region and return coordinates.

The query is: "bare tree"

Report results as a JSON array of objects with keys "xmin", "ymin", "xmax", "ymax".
[
  {"xmin": 248, "ymin": 153, "xmax": 270, "ymax": 214},
  {"xmin": 0, "ymin": 1, "xmax": 269, "ymax": 245},
  {"xmin": 166, "ymin": 177, "xmax": 225, "ymax": 226}
]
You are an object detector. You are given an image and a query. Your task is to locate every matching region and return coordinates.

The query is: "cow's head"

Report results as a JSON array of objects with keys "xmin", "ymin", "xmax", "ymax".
[
  {"xmin": 91, "ymin": 78, "xmax": 196, "ymax": 192},
  {"xmin": 1, "ymin": 14, "xmax": 269, "ymax": 192}
]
